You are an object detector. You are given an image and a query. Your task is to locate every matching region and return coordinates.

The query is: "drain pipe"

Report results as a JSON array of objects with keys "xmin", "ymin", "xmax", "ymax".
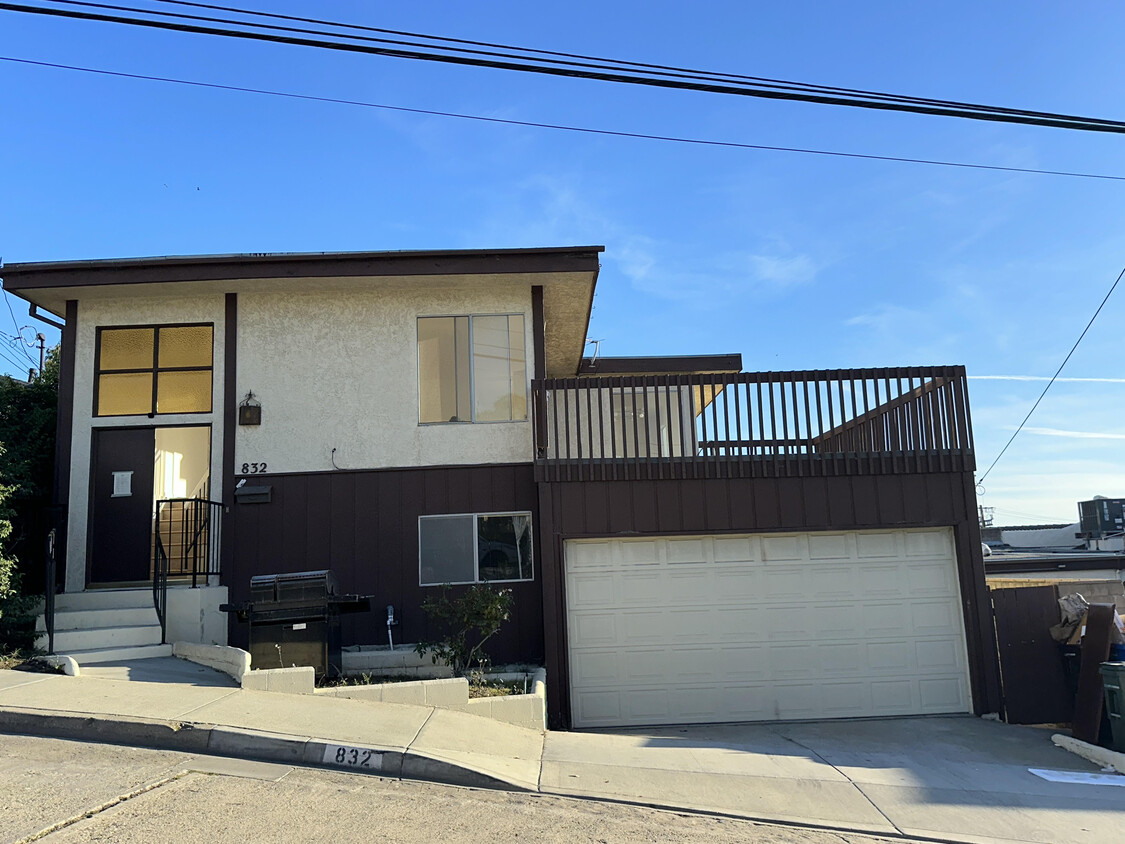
[{"xmin": 386, "ymin": 604, "xmax": 398, "ymax": 651}]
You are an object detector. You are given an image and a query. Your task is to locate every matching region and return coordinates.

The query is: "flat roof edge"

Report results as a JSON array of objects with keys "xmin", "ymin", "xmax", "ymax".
[
  {"xmin": 578, "ymin": 353, "xmax": 743, "ymax": 375},
  {"xmin": 1, "ymin": 245, "xmax": 605, "ymax": 289}
]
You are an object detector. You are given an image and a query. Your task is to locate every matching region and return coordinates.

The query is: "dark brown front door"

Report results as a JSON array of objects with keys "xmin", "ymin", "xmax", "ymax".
[{"xmin": 89, "ymin": 427, "xmax": 155, "ymax": 584}]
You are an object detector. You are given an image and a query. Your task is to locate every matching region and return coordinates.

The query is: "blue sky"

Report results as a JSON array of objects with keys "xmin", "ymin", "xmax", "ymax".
[{"xmin": 1, "ymin": 2, "xmax": 1122, "ymax": 525}]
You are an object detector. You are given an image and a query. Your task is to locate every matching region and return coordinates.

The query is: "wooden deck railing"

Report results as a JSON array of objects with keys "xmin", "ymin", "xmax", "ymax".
[{"xmin": 531, "ymin": 366, "xmax": 974, "ymax": 481}]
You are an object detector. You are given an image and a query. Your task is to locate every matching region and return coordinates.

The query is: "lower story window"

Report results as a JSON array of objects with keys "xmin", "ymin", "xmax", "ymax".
[{"xmin": 419, "ymin": 512, "xmax": 533, "ymax": 586}]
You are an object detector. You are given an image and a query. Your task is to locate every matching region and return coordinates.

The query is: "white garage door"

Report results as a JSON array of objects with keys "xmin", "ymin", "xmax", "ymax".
[{"xmin": 566, "ymin": 528, "xmax": 971, "ymax": 728}]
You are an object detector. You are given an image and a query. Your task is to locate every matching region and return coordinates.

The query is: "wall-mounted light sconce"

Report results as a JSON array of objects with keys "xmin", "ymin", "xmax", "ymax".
[{"xmin": 239, "ymin": 390, "xmax": 262, "ymax": 426}]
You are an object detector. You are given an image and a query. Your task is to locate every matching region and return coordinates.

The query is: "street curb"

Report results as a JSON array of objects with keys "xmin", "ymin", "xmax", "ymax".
[{"xmin": 0, "ymin": 707, "xmax": 531, "ymax": 792}]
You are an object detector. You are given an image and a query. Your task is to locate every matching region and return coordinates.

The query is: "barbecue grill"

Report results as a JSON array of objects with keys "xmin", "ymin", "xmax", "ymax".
[{"xmin": 221, "ymin": 570, "xmax": 371, "ymax": 679}]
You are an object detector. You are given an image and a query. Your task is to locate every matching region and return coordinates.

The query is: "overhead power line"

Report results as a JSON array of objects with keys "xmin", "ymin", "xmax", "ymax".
[
  {"xmin": 6, "ymin": 0, "xmax": 1125, "ymax": 134},
  {"xmin": 5, "ymin": 55, "xmax": 1125, "ymax": 183},
  {"xmin": 978, "ymin": 264, "xmax": 1125, "ymax": 484}
]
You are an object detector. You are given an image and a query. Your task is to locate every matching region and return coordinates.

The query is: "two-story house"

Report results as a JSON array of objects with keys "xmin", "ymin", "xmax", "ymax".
[{"xmin": 1, "ymin": 246, "xmax": 1001, "ymax": 729}]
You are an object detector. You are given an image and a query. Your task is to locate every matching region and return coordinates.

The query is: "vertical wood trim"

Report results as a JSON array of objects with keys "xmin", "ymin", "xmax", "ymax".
[
  {"xmin": 221, "ymin": 292, "xmax": 237, "ymax": 580},
  {"xmin": 531, "ymin": 285, "xmax": 546, "ymax": 458},
  {"xmin": 52, "ymin": 300, "xmax": 78, "ymax": 590},
  {"xmin": 531, "ymin": 285, "xmax": 545, "ymax": 380},
  {"xmin": 955, "ymin": 470, "xmax": 1004, "ymax": 715}
]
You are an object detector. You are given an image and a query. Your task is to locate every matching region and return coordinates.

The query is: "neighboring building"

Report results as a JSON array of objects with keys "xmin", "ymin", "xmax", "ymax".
[
  {"xmin": 1, "ymin": 246, "xmax": 1001, "ymax": 729},
  {"xmin": 980, "ymin": 523, "xmax": 1083, "ymax": 550}
]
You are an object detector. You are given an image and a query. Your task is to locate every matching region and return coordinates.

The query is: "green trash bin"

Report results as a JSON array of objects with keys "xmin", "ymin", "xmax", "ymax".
[{"xmin": 1099, "ymin": 662, "xmax": 1125, "ymax": 752}]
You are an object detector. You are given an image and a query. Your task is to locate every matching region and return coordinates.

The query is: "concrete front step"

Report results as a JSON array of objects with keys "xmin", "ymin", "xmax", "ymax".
[
  {"xmin": 54, "ymin": 589, "xmax": 154, "ymax": 612},
  {"xmin": 60, "ymin": 643, "xmax": 174, "ymax": 665},
  {"xmin": 39, "ymin": 623, "xmax": 163, "ymax": 654},
  {"xmin": 36, "ymin": 606, "xmax": 158, "ymax": 633}
]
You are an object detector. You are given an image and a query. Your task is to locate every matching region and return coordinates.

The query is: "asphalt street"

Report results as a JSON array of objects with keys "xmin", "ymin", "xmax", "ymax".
[{"xmin": 0, "ymin": 733, "xmax": 926, "ymax": 844}]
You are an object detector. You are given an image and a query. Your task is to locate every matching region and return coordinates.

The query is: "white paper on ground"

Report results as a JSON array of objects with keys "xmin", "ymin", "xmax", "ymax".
[{"xmin": 1029, "ymin": 768, "xmax": 1125, "ymax": 786}]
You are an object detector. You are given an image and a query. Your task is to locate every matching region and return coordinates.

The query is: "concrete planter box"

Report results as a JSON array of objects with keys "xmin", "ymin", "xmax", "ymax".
[
  {"xmin": 340, "ymin": 644, "xmax": 453, "ymax": 678},
  {"xmin": 320, "ymin": 662, "xmax": 547, "ymax": 731}
]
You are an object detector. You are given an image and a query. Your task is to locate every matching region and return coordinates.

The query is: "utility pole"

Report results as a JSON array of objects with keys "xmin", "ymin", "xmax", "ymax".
[{"xmin": 36, "ymin": 333, "xmax": 45, "ymax": 377}]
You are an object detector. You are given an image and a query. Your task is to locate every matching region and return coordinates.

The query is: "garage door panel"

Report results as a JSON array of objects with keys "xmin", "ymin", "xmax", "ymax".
[
  {"xmin": 761, "ymin": 567, "xmax": 808, "ymax": 600},
  {"xmin": 622, "ymin": 648, "xmax": 667, "ymax": 683},
  {"xmin": 918, "ymin": 676, "xmax": 967, "ymax": 710},
  {"xmin": 712, "ymin": 535, "xmax": 757, "ymax": 563},
  {"xmin": 667, "ymin": 646, "xmax": 719, "ymax": 681},
  {"xmin": 855, "ymin": 532, "xmax": 900, "ymax": 558},
  {"xmin": 667, "ymin": 686, "xmax": 721, "ymax": 720},
  {"xmin": 618, "ymin": 572, "xmax": 667, "ymax": 605},
  {"xmin": 810, "ymin": 566, "xmax": 861, "ymax": 600},
  {"xmin": 567, "ymin": 541, "xmax": 613, "ymax": 567},
  {"xmin": 667, "ymin": 538, "xmax": 707, "ymax": 563},
  {"xmin": 869, "ymin": 679, "xmax": 917, "ymax": 711},
  {"xmin": 570, "ymin": 573, "xmax": 615, "ymax": 608},
  {"xmin": 566, "ymin": 529, "xmax": 971, "ymax": 727},
  {"xmin": 570, "ymin": 612, "xmax": 618, "ymax": 647},
  {"xmin": 866, "ymin": 641, "xmax": 912, "ymax": 672},
  {"xmin": 807, "ymin": 533, "xmax": 852, "ymax": 560},
  {"xmin": 724, "ymin": 686, "xmax": 774, "ymax": 721},
  {"xmin": 621, "ymin": 540, "xmax": 661, "ymax": 566},
  {"xmin": 625, "ymin": 688, "xmax": 670, "ymax": 720},
  {"xmin": 665, "ymin": 570, "xmax": 716, "ymax": 603},
  {"xmin": 720, "ymin": 646, "xmax": 770, "ymax": 680},
  {"xmin": 619, "ymin": 610, "xmax": 670, "ymax": 643},
  {"xmin": 905, "ymin": 529, "xmax": 952, "ymax": 557},
  {"xmin": 713, "ymin": 568, "xmax": 760, "ymax": 598},
  {"xmin": 859, "ymin": 602, "xmax": 910, "ymax": 637},
  {"xmin": 570, "ymin": 650, "xmax": 619, "ymax": 685},
  {"xmin": 913, "ymin": 637, "xmax": 964, "ymax": 670},
  {"xmin": 909, "ymin": 600, "xmax": 962, "ymax": 635},
  {"xmin": 574, "ymin": 689, "xmax": 630, "ymax": 724},
  {"xmin": 904, "ymin": 560, "xmax": 959, "ymax": 595},
  {"xmin": 856, "ymin": 564, "xmax": 905, "ymax": 598}
]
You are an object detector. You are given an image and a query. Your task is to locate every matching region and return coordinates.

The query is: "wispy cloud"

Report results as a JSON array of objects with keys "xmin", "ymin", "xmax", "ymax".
[
  {"xmin": 844, "ymin": 304, "xmax": 922, "ymax": 329},
  {"xmin": 746, "ymin": 253, "xmax": 818, "ymax": 287},
  {"xmin": 1023, "ymin": 426, "xmax": 1125, "ymax": 441},
  {"xmin": 971, "ymin": 375, "xmax": 1125, "ymax": 383}
]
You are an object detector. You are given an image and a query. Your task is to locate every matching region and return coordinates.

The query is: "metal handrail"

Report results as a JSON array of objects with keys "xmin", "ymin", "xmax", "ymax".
[
  {"xmin": 154, "ymin": 498, "xmax": 223, "ymax": 588},
  {"xmin": 44, "ymin": 529, "xmax": 56, "ymax": 655},
  {"xmin": 153, "ymin": 532, "xmax": 168, "ymax": 645}
]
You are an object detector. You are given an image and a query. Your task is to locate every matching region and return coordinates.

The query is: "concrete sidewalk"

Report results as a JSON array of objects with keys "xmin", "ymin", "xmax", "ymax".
[
  {"xmin": 0, "ymin": 661, "xmax": 543, "ymax": 791},
  {"xmin": 2, "ymin": 660, "xmax": 1124, "ymax": 844}
]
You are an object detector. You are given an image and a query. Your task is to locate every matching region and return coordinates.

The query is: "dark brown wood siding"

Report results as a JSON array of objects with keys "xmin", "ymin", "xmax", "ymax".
[
  {"xmin": 539, "ymin": 470, "xmax": 1002, "ymax": 728},
  {"xmin": 227, "ymin": 463, "xmax": 543, "ymax": 665}
]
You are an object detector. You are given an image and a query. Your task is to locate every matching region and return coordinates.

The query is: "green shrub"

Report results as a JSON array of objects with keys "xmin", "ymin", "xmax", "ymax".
[{"xmin": 415, "ymin": 585, "xmax": 514, "ymax": 676}]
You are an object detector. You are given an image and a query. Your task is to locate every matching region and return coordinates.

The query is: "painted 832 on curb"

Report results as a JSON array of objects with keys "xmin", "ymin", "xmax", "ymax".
[{"xmin": 322, "ymin": 744, "xmax": 384, "ymax": 770}]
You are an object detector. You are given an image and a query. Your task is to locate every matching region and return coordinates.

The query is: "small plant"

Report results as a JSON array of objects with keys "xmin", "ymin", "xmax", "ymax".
[{"xmin": 415, "ymin": 584, "xmax": 514, "ymax": 676}]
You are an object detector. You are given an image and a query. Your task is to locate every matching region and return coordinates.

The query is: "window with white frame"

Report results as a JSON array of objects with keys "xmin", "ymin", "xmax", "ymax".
[
  {"xmin": 419, "ymin": 512, "xmax": 533, "ymax": 585},
  {"xmin": 417, "ymin": 315, "xmax": 527, "ymax": 423}
]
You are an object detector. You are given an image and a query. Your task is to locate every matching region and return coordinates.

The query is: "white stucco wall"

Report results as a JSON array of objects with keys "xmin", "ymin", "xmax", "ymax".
[
  {"xmin": 66, "ymin": 295, "xmax": 226, "ymax": 591},
  {"xmin": 235, "ymin": 279, "xmax": 535, "ymax": 474}
]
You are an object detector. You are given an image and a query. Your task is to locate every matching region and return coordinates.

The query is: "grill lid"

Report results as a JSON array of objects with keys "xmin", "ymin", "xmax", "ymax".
[{"xmin": 249, "ymin": 570, "xmax": 338, "ymax": 604}]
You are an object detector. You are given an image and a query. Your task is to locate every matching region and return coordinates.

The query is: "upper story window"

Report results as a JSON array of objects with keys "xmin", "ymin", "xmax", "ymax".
[
  {"xmin": 417, "ymin": 314, "xmax": 527, "ymax": 423},
  {"xmin": 95, "ymin": 324, "xmax": 213, "ymax": 417}
]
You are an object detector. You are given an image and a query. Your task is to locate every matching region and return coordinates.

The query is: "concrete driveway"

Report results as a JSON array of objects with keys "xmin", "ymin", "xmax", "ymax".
[{"xmin": 541, "ymin": 715, "xmax": 1125, "ymax": 844}]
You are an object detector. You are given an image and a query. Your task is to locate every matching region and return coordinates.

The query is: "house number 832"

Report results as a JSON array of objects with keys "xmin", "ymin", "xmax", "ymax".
[{"xmin": 241, "ymin": 462, "xmax": 267, "ymax": 474}]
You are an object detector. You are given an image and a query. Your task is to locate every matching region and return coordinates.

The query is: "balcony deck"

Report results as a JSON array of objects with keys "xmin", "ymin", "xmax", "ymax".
[{"xmin": 532, "ymin": 366, "xmax": 974, "ymax": 482}]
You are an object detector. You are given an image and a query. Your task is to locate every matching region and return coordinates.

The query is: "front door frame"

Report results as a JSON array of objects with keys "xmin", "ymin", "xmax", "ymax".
[{"xmin": 86, "ymin": 422, "xmax": 213, "ymax": 587}]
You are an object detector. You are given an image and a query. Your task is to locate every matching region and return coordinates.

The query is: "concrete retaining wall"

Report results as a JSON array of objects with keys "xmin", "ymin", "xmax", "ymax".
[
  {"xmin": 172, "ymin": 642, "xmax": 250, "ymax": 681},
  {"xmin": 166, "ymin": 586, "xmax": 229, "ymax": 646}
]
